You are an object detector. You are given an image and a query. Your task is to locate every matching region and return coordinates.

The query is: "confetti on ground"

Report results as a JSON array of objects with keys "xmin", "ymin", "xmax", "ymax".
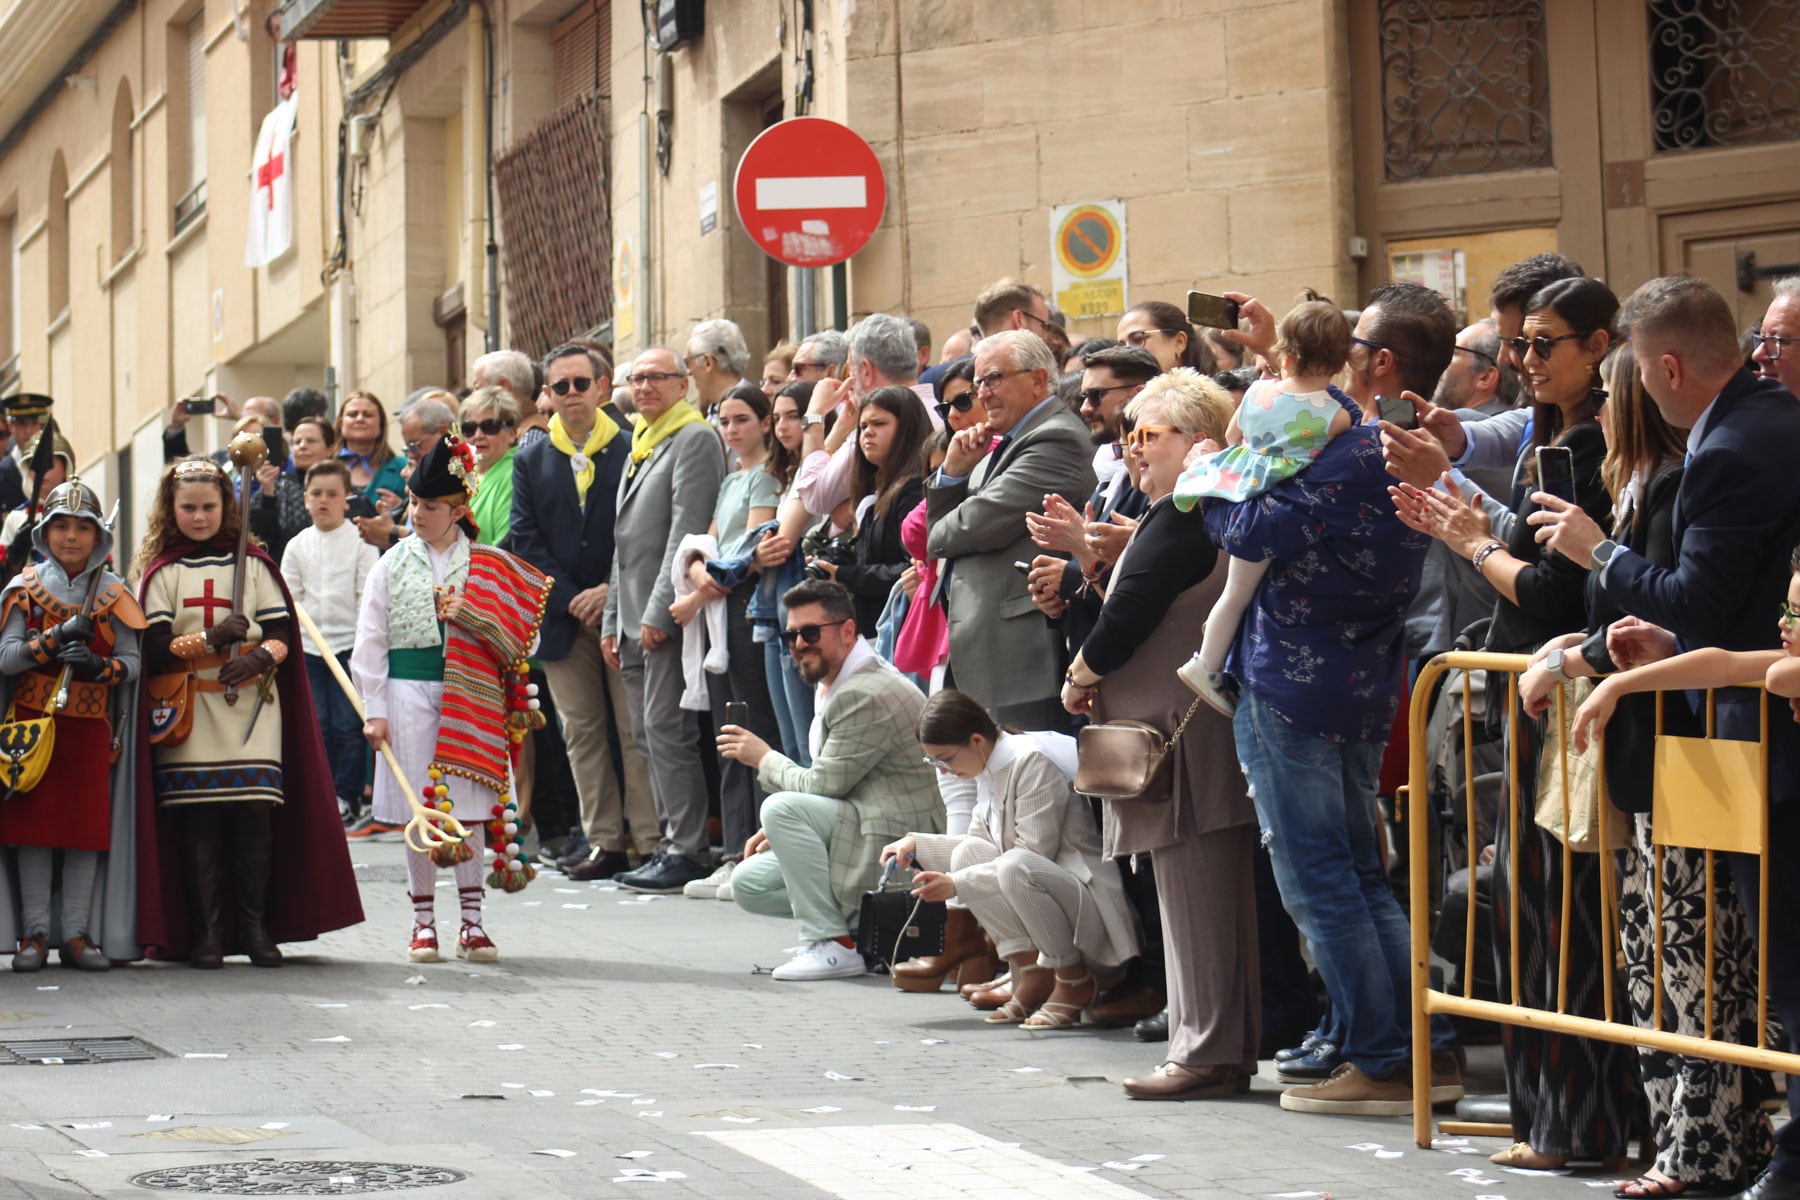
[
  {"xmin": 528, "ymin": 1090, "xmax": 555, "ymax": 1098},
  {"xmin": 919, "ymin": 1038, "xmax": 947, "ymax": 1045},
  {"xmin": 183, "ymin": 1053, "xmax": 227, "ymax": 1059},
  {"xmin": 653, "ymin": 1051, "xmax": 680, "ymax": 1059},
  {"xmin": 801, "ymin": 1106, "xmax": 842, "ymax": 1115},
  {"xmin": 408, "ymin": 1003, "xmax": 449, "ymax": 1010},
  {"xmin": 718, "ymin": 1115, "xmax": 760, "ymax": 1124},
  {"xmin": 310, "ymin": 1036, "xmax": 351, "ymax": 1043},
  {"xmin": 533, "ymin": 1148, "xmax": 577, "ymax": 1158},
  {"xmin": 694, "ymin": 1063, "xmax": 739, "ymax": 1070},
  {"xmin": 823, "ymin": 1070, "xmax": 861, "ymax": 1081},
  {"xmin": 894, "ymin": 1105, "xmax": 936, "ymax": 1112},
  {"xmin": 1007, "ymin": 1066, "xmax": 1043, "ymax": 1074},
  {"xmin": 616, "ymin": 1151, "xmax": 653, "ymax": 1160},
  {"xmin": 310, "ymin": 1002, "xmax": 349, "ymax": 1009}
]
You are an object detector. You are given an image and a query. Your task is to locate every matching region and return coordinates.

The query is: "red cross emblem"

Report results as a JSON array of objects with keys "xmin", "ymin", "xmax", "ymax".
[
  {"xmin": 182, "ymin": 578, "xmax": 232, "ymax": 629},
  {"xmin": 257, "ymin": 151, "xmax": 285, "ymax": 211}
]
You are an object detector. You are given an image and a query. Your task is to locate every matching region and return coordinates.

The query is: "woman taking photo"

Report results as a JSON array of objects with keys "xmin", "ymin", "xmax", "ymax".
[
  {"xmin": 1055, "ymin": 368, "xmax": 1260, "ymax": 1098},
  {"xmin": 817, "ymin": 386, "xmax": 931, "ymax": 636},
  {"xmin": 883, "ymin": 690, "xmax": 1136, "ymax": 1029},
  {"xmin": 250, "ymin": 415, "xmax": 336, "ymax": 562},
  {"xmin": 1392, "ymin": 275, "xmax": 1638, "ymax": 1170},
  {"xmin": 1115, "ymin": 300, "xmax": 1216, "ymax": 376},
  {"xmin": 672, "ymin": 383, "xmax": 783, "ymax": 901},
  {"xmin": 335, "ymin": 391, "xmax": 406, "ymax": 498}
]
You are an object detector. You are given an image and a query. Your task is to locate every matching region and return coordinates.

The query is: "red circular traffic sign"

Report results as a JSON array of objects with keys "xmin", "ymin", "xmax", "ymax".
[{"xmin": 733, "ymin": 118, "xmax": 887, "ymax": 268}]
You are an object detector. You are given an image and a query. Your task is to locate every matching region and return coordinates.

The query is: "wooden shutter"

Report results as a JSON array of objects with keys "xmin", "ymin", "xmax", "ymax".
[{"xmin": 551, "ymin": 0, "xmax": 610, "ymax": 114}]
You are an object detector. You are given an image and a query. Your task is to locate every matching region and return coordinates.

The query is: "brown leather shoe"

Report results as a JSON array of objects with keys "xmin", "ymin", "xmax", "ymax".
[
  {"xmin": 1086, "ymin": 984, "xmax": 1167, "ymax": 1028},
  {"xmin": 1123, "ymin": 1062, "xmax": 1247, "ymax": 1101},
  {"xmin": 968, "ymin": 980, "xmax": 1012, "ymax": 1011}
]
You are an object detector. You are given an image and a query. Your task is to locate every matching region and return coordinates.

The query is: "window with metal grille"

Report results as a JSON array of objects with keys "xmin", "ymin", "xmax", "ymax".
[
  {"xmin": 552, "ymin": 0, "xmax": 611, "ymax": 114},
  {"xmin": 1647, "ymin": 1, "xmax": 1800, "ymax": 153},
  {"xmin": 1378, "ymin": 0, "xmax": 1552, "ymax": 182}
]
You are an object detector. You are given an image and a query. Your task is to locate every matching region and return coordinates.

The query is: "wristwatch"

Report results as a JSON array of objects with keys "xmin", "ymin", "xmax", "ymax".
[
  {"xmin": 1590, "ymin": 538, "xmax": 1619, "ymax": 572},
  {"xmin": 1545, "ymin": 647, "xmax": 1569, "ymax": 680},
  {"xmin": 803, "ymin": 413, "xmax": 825, "ymax": 429}
]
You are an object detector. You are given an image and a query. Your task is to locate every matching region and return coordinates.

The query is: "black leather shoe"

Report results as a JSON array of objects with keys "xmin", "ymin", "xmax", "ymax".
[
  {"xmin": 617, "ymin": 853, "xmax": 710, "ymax": 894},
  {"xmin": 1134, "ymin": 1009, "xmax": 1169, "ymax": 1042},
  {"xmin": 1734, "ymin": 1169, "xmax": 1800, "ymax": 1200},
  {"xmin": 567, "ymin": 850, "xmax": 631, "ymax": 881},
  {"xmin": 1273, "ymin": 1028, "xmax": 1323, "ymax": 1064},
  {"xmin": 616, "ymin": 849, "xmax": 663, "ymax": 883}
]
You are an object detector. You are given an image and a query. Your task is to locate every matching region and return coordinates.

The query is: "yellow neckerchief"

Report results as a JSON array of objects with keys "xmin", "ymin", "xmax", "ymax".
[
  {"xmin": 628, "ymin": 400, "xmax": 706, "ymax": 476},
  {"xmin": 548, "ymin": 410, "xmax": 620, "ymax": 504}
]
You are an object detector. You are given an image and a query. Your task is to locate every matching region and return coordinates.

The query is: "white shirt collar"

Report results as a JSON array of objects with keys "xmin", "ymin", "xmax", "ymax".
[{"xmin": 817, "ymin": 636, "xmax": 880, "ymax": 704}]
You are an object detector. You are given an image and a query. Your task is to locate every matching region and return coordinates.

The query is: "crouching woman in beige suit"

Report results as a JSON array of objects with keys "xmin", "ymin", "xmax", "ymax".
[{"xmin": 881, "ymin": 690, "xmax": 1138, "ymax": 1030}]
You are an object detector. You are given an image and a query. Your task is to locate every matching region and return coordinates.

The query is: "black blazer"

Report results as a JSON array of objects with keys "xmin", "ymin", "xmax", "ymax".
[
  {"xmin": 1487, "ymin": 420, "xmax": 1610, "ymax": 654},
  {"xmin": 1603, "ymin": 369, "xmax": 1800, "ymax": 803},
  {"xmin": 839, "ymin": 475, "xmax": 925, "ymax": 636},
  {"xmin": 509, "ymin": 428, "xmax": 631, "ymax": 662}
]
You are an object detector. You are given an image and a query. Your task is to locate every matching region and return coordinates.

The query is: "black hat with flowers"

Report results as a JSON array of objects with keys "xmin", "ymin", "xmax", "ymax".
[{"xmin": 407, "ymin": 433, "xmax": 480, "ymax": 538}]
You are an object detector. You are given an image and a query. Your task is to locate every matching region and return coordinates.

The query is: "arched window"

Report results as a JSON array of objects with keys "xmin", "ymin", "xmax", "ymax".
[
  {"xmin": 111, "ymin": 80, "xmax": 134, "ymax": 264},
  {"xmin": 47, "ymin": 152, "xmax": 68, "ymax": 317}
]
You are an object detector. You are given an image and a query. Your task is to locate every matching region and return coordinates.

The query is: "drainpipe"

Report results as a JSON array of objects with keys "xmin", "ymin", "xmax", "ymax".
[{"xmin": 473, "ymin": 0, "xmax": 499, "ymax": 353}]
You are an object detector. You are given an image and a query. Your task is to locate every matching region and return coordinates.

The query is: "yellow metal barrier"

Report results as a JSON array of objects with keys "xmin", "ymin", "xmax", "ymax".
[{"xmin": 1406, "ymin": 651, "xmax": 1800, "ymax": 1148}]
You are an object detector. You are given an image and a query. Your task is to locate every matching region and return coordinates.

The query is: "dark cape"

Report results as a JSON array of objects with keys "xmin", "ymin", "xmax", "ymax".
[{"xmin": 133, "ymin": 536, "xmax": 365, "ymax": 959}]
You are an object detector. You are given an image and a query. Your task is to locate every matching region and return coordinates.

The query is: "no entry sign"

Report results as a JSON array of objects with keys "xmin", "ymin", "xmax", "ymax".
[{"xmin": 733, "ymin": 118, "xmax": 887, "ymax": 268}]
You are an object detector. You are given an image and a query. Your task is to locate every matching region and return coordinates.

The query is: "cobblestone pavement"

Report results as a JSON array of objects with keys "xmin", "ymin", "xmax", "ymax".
[{"xmin": 0, "ymin": 841, "xmax": 1705, "ymax": 1199}]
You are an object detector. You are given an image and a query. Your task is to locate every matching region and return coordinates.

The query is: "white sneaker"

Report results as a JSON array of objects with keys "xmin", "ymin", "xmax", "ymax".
[
  {"xmin": 770, "ymin": 938, "xmax": 866, "ymax": 981},
  {"xmin": 1176, "ymin": 654, "xmax": 1238, "ymax": 718},
  {"xmin": 715, "ymin": 875, "xmax": 734, "ymax": 903},
  {"xmin": 683, "ymin": 860, "xmax": 734, "ymax": 899}
]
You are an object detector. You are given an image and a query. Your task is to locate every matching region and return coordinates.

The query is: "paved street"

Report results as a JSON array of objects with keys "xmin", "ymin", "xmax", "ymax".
[{"xmin": 0, "ymin": 841, "xmax": 1672, "ymax": 1199}]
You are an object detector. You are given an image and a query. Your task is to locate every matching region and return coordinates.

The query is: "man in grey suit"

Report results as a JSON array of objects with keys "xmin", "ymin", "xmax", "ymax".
[
  {"xmin": 926, "ymin": 330, "xmax": 1096, "ymax": 729},
  {"xmin": 718, "ymin": 580, "xmax": 942, "ymax": 980},
  {"xmin": 601, "ymin": 347, "xmax": 728, "ymax": 893}
]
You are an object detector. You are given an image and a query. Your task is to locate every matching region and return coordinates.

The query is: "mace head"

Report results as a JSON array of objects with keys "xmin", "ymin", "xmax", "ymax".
[{"xmin": 228, "ymin": 432, "xmax": 268, "ymax": 470}]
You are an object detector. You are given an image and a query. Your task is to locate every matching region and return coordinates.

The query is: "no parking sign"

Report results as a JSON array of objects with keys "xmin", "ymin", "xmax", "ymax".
[{"xmin": 1049, "ymin": 200, "xmax": 1129, "ymax": 318}]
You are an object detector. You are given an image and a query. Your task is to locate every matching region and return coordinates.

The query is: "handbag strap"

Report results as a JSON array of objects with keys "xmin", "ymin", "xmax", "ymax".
[
  {"xmin": 888, "ymin": 890, "xmax": 927, "ymax": 974},
  {"xmin": 1160, "ymin": 695, "xmax": 1206, "ymax": 752}
]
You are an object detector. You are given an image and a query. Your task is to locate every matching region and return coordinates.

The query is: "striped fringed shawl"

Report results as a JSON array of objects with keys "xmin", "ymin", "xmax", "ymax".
[{"xmin": 432, "ymin": 545, "xmax": 552, "ymax": 794}]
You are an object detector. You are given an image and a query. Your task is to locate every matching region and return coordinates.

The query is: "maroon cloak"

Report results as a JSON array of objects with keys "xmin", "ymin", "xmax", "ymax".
[{"xmin": 134, "ymin": 536, "xmax": 365, "ymax": 959}]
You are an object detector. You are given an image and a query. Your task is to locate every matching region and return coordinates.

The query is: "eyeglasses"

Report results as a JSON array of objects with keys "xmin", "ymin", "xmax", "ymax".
[
  {"xmin": 402, "ymin": 439, "xmax": 423, "ymax": 458},
  {"xmin": 1122, "ymin": 329, "xmax": 1174, "ymax": 349},
  {"xmin": 460, "ymin": 418, "xmax": 515, "ymax": 437},
  {"xmin": 627, "ymin": 371, "xmax": 684, "ymax": 388},
  {"xmin": 1350, "ymin": 336, "xmax": 1384, "ymax": 355},
  {"xmin": 790, "ymin": 360, "xmax": 829, "ymax": 377},
  {"xmin": 1019, "ymin": 309, "xmax": 1063, "ymax": 336},
  {"xmin": 975, "ymin": 368, "xmax": 1030, "ymax": 392},
  {"xmin": 1504, "ymin": 332, "xmax": 1585, "ymax": 361},
  {"xmin": 684, "ymin": 353, "xmax": 712, "ymax": 370},
  {"xmin": 779, "ymin": 618, "xmax": 850, "ymax": 647},
  {"xmin": 1079, "ymin": 384, "xmax": 1134, "ymax": 409},
  {"xmin": 1752, "ymin": 333, "xmax": 1797, "ymax": 361},
  {"xmin": 1124, "ymin": 424, "xmax": 1178, "ymax": 451},
  {"xmin": 1781, "ymin": 600, "xmax": 1800, "ymax": 628},
  {"xmin": 550, "ymin": 376, "xmax": 593, "ymax": 396},
  {"xmin": 1453, "ymin": 344, "xmax": 1497, "ymax": 367},
  {"xmin": 934, "ymin": 393, "xmax": 975, "ymax": 423},
  {"xmin": 921, "ymin": 747, "xmax": 962, "ymax": 770}
]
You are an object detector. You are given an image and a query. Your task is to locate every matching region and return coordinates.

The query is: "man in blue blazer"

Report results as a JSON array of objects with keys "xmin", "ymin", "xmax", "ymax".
[
  {"xmin": 510, "ymin": 344, "xmax": 657, "ymax": 882},
  {"xmin": 1534, "ymin": 276, "xmax": 1800, "ymax": 1200}
]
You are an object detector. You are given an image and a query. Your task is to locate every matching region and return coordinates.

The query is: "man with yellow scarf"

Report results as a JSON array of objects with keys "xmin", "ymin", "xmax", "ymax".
[
  {"xmin": 603, "ymin": 348, "xmax": 729, "ymax": 894},
  {"xmin": 510, "ymin": 344, "xmax": 659, "ymax": 882}
]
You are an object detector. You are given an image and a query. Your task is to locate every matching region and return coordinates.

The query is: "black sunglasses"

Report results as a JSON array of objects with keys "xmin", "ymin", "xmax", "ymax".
[
  {"xmin": 934, "ymin": 393, "xmax": 975, "ymax": 423},
  {"xmin": 1503, "ymin": 332, "xmax": 1585, "ymax": 360},
  {"xmin": 779, "ymin": 619, "xmax": 850, "ymax": 647},
  {"xmin": 460, "ymin": 418, "xmax": 515, "ymax": 437},
  {"xmin": 550, "ymin": 376, "xmax": 594, "ymax": 396}
]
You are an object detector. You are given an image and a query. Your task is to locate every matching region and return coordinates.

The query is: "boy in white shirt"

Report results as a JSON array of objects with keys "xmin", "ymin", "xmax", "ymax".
[{"xmin": 281, "ymin": 459, "xmax": 380, "ymax": 824}]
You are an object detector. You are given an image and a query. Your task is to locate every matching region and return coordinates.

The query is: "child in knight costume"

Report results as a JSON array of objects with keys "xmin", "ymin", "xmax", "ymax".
[
  {"xmin": 133, "ymin": 456, "xmax": 363, "ymax": 967},
  {"xmin": 351, "ymin": 435, "xmax": 550, "ymax": 964},
  {"xmin": 0, "ymin": 479, "xmax": 142, "ymax": 970}
]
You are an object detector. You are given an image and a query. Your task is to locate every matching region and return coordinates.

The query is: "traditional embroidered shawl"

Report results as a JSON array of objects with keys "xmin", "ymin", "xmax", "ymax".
[{"xmin": 387, "ymin": 534, "xmax": 469, "ymax": 650}]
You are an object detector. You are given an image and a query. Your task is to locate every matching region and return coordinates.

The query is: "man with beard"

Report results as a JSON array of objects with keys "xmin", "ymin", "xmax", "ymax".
[{"xmin": 715, "ymin": 580, "xmax": 942, "ymax": 981}]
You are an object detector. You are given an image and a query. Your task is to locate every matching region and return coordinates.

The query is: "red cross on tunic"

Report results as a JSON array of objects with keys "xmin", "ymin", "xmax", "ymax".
[
  {"xmin": 256, "ymin": 151, "xmax": 285, "ymax": 211},
  {"xmin": 183, "ymin": 577, "xmax": 232, "ymax": 629}
]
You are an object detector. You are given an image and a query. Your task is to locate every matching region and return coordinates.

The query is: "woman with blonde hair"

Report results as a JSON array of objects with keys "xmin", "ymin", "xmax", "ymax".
[{"xmin": 1057, "ymin": 368, "xmax": 1263, "ymax": 1098}]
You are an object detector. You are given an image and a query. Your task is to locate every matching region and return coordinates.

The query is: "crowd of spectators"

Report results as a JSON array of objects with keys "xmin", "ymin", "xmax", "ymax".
[{"xmin": 130, "ymin": 264, "xmax": 1800, "ymax": 1200}]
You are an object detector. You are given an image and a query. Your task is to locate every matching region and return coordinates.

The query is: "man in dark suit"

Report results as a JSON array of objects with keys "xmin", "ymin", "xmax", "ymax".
[
  {"xmin": 1533, "ymin": 276, "xmax": 1800, "ymax": 1200},
  {"xmin": 925, "ymin": 330, "xmax": 1095, "ymax": 730},
  {"xmin": 0, "ymin": 393, "xmax": 54, "ymax": 512},
  {"xmin": 510, "ymin": 343, "xmax": 656, "ymax": 882}
]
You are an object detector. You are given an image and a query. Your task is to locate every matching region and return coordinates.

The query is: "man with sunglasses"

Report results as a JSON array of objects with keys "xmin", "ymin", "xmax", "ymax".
[
  {"xmin": 512, "ymin": 343, "xmax": 657, "ymax": 882},
  {"xmin": 717, "ymin": 580, "xmax": 941, "ymax": 980},
  {"xmin": 926, "ymin": 330, "xmax": 1095, "ymax": 732}
]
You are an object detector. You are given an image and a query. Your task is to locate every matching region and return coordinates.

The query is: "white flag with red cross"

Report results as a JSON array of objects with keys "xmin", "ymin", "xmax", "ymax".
[{"xmin": 246, "ymin": 96, "xmax": 298, "ymax": 268}]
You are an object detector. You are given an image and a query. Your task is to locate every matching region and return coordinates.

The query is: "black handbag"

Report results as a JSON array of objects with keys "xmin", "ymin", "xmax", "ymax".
[{"xmin": 855, "ymin": 861, "xmax": 946, "ymax": 971}]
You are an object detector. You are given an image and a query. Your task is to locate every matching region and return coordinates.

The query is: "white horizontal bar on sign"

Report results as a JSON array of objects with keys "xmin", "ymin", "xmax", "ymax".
[{"xmin": 755, "ymin": 176, "xmax": 867, "ymax": 211}]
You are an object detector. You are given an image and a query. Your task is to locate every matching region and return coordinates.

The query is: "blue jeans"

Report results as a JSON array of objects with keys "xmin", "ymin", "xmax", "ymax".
[
  {"xmin": 1233, "ymin": 689, "xmax": 1410, "ymax": 1079},
  {"xmin": 762, "ymin": 639, "xmax": 814, "ymax": 767},
  {"xmin": 307, "ymin": 652, "xmax": 365, "ymax": 805}
]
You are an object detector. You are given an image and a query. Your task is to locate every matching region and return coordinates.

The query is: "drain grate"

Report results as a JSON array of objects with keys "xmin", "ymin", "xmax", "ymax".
[
  {"xmin": 129, "ymin": 1161, "xmax": 469, "ymax": 1194},
  {"xmin": 0, "ymin": 1036, "xmax": 163, "ymax": 1065}
]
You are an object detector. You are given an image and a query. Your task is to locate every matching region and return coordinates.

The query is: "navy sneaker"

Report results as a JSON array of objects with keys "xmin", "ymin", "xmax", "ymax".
[
  {"xmin": 1275, "ymin": 1040, "xmax": 1343, "ymax": 1082},
  {"xmin": 1273, "ymin": 1029, "xmax": 1324, "ymax": 1064}
]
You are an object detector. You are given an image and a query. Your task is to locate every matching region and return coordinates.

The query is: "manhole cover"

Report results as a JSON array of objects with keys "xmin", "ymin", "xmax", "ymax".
[
  {"xmin": 129, "ymin": 1160, "xmax": 468, "ymax": 1194},
  {"xmin": 0, "ymin": 1036, "xmax": 162, "ymax": 1065}
]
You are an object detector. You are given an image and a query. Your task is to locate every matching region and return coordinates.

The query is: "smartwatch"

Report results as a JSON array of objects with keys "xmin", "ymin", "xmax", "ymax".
[
  {"xmin": 803, "ymin": 414, "xmax": 825, "ymax": 429},
  {"xmin": 1545, "ymin": 647, "xmax": 1569, "ymax": 680},
  {"xmin": 1590, "ymin": 538, "xmax": 1620, "ymax": 573}
]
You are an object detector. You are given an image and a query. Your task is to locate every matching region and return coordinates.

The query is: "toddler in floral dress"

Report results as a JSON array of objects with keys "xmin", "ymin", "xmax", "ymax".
[{"xmin": 1172, "ymin": 299, "xmax": 1352, "ymax": 715}]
